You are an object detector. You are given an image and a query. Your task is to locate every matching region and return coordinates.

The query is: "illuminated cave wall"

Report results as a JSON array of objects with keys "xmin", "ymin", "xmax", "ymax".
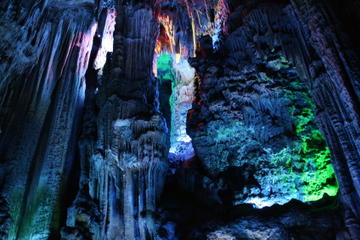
[
  {"xmin": 153, "ymin": 0, "xmax": 230, "ymax": 166},
  {"xmin": 155, "ymin": 0, "xmax": 339, "ymax": 208},
  {"xmin": 188, "ymin": 52, "xmax": 339, "ymax": 208},
  {"xmin": 155, "ymin": 0, "xmax": 353, "ymax": 230},
  {"xmin": 156, "ymin": 53, "xmax": 195, "ymax": 165},
  {"xmin": 2, "ymin": 0, "xmax": 360, "ymax": 238}
]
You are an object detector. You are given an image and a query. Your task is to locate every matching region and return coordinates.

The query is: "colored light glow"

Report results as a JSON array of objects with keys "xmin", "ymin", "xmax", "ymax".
[
  {"xmin": 156, "ymin": 53, "xmax": 173, "ymax": 80},
  {"xmin": 170, "ymin": 56, "xmax": 195, "ymax": 156},
  {"xmin": 200, "ymin": 55, "xmax": 338, "ymax": 207},
  {"xmin": 191, "ymin": 17, "xmax": 197, "ymax": 56},
  {"xmin": 156, "ymin": 52, "xmax": 195, "ymax": 161},
  {"xmin": 94, "ymin": 9, "xmax": 116, "ymax": 70},
  {"xmin": 155, "ymin": 0, "xmax": 229, "ymax": 57},
  {"xmin": 244, "ymin": 197, "xmax": 279, "ymax": 209},
  {"xmin": 175, "ymin": 53, "xmax": 181, "ymax": 63}
]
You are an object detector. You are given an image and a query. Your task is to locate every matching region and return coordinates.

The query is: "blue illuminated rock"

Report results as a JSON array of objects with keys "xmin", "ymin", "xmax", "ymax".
[{"xmin": 187, "ymin": 9, "xmax": 339, "ymax": 207}]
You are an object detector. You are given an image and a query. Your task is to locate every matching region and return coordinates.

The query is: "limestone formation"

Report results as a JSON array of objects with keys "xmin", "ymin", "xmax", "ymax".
[{"xmin": 0, "ymin": 0, "xmax": 359, "ymax": 239}]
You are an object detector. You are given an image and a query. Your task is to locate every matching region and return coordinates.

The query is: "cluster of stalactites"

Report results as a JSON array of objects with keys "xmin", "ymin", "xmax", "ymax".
[{"xmin": 154, "ymin": 0, "xmax": 230, "ymax": 59}]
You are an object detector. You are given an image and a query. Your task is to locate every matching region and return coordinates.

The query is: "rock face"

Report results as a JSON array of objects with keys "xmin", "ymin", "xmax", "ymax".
[
  {"xmin": 62, "ymin": 2, "xmax": 169, "ymax": 240},
  {"xmin": 187, "ymin": 2, "xmax": 338, "ymax": 208},
  {"xmin": 0, "ymin": 1, "xmax": 102, "ymax": 239},
  {"xmin": 186, "ymin": 0, "xmax": 360, "ymax": 237},
  {"xmin": 0, "ymin": 0, "xmax": 360, "ymax": 239},
  {"xmin": 201, "ymin": 209, "xmax": 339, "ymax": 240},
  {"xmin": 290, "ymin": 1, "xmax": 360, "ymax": 237}
]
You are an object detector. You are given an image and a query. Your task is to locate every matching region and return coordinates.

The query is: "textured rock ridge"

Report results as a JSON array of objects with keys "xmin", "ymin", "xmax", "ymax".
[
  {"xmin": 185, "ymin": 0, "xmax": 360, "ymax": 238},
  {"xmin": 0, "ymin": 1, "xmax": 104, "ymax": 239},
  {"xmin": 290, "ymin": 1, "xmax": 360, "ymax": 237},
  {"xmin": 62, "ymin": 1, "xmax": 169, "ymax": 239},
  {"xmin": 187, "ymin": 0, "xmax": 337, "ymax": 207}
]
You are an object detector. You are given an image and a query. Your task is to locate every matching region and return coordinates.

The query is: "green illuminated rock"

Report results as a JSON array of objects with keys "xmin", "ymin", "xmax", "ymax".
[
  {"xmin": 188, "ymin": 53, "xmax": 338, "ymax": 208},
  {"xmin": 157, "ymin": 53, "xmax": 175, "ymax": 82}
]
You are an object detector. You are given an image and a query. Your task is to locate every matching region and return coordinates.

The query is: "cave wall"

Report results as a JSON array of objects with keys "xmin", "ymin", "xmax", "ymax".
[
  {"xmin": 291, "ymin": 1, "xmax": 360, "ymax": 237},
  {"xmin": 0, "ymin": 1, "xmax": 106, "ymax": 239},
  {"xmin": 1, "ymin": 0, "xmax": 170, "ymax": 239},
  {"xmin": 0, "ymin": 0, "xmax": 359, "ymax": 239},
  {"xmin": 187, "ymin": 1, "xmax": 338, "ymax": 208},
  {"xmin": 185, "ymin": 0, "xmax": 360, "ymax": 238},
  {"xmin": 62, "ymin": 1, "xmax": 169, "ymax": 239}
]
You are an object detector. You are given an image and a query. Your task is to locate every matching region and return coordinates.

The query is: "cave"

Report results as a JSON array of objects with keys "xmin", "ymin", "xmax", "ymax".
[{"xmin": 0, "ymin": 0, "xmax": 360, "ymax": 239}]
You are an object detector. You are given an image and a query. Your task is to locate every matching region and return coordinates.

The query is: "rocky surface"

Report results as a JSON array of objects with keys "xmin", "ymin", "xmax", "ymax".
[
  {"xmin": 291, "ymin": 1, "xmax": 360, "ymax": 237},
  {"xmin": 0, "ymin": 1, "xmax": 104, "ymax": 239},
  {"xmin": 0, "ymin": 0, "xmax": 359, "ymax": 239},
  {"xmin": 187, "ymin": 2, "xmax": 338, "ymax": 208},
  {"xmin": 184, "ymin": 0, "xmax": 360, "ymax": 238},
  {"xmin": 156, "ymin": 53, "xmax": 196, "ymax": 167},
  {"xmin": 62, "ymin": 1, "xmax": 170, "ymax": 239}
]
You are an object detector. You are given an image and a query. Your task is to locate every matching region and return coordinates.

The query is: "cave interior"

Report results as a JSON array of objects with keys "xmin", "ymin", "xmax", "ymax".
[{"xmin": 0, "ymin": 0, "xmax": 360, "ymax": 239}]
